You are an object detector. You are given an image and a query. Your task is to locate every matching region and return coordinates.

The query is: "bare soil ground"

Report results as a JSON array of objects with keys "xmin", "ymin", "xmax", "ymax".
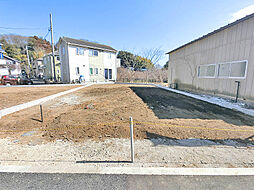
[
  {"xmin": 0, "ymin": 85, "xmax": 81, "ymax": 109},
  {"xmin": 0, "ymin": 84, "xmax": 254, "ymax": 145}
]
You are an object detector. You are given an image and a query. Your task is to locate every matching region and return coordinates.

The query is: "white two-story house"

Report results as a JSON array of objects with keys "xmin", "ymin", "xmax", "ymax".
[
  {"xmin": 58, "ymin": 37, "xmax": 120, "ymax": 83},
  {"xmin": 0, "ymin": 43, "xmax": 21, "ymax": 77}
]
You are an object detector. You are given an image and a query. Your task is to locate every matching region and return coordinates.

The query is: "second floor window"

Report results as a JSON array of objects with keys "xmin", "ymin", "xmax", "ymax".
[
  {"xmin": 93, "ymin": 50, "xmax": 98, "ymax": 56},
  {"xmin": 89, "ymin": 49, "xmax": 93, "ymax": 56},
  {"xmin": 89, "ymin": 49, "xmax": 99, "ymax": 56},
  {"xmin": 62, "ymin": 46, "xmax": 65, "ymax": 55},
  {"xmin": 76, "ymin": 47, "xmax": 84, "ymax": 55}
]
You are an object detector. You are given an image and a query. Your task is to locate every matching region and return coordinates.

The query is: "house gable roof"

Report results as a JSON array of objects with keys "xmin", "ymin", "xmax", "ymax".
[
  {"xmin": 3, "ymin": 54, "xmax": 20, "ymax": 63},
  {"xmin": 166, "ymin": 13, "xmax": 254, "ymax": 54},
  {"xmin": 61, "ymin": 37, "xmax": 117, "ymax": 52}
]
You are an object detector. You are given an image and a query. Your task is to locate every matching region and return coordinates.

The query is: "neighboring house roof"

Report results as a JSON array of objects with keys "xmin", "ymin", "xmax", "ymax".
[
  {"xmin": 61, "ymin": 37, "xmax": 117, "ymax": 52},
  {"xmin": 166, "ymin": 13, "xmax": 254, "ymax": 54},
  {"xmin": 3, "ymin": 54, "xmax": 20, "ymax": 63}
]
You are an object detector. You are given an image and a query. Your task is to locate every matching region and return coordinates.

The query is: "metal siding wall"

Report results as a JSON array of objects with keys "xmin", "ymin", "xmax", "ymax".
[{"xmin": 168, "ymin": 17, "xmax": 254, "ymax": 101}]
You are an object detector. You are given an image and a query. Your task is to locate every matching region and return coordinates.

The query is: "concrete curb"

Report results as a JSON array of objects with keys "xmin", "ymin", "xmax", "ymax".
[
  {"xmin": 0, "ymin": 84, "xmax": 93, "ymax": 119},
  {"xmin": 0, "ymin": 165, "xmax": 254, "ymax": 175}
]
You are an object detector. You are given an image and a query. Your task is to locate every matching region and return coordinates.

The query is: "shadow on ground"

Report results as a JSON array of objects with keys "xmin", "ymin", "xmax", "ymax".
[
  {"xmin": 130, "ymin": 87, "xmax": 254, "ymax": 126},
  {"xmin": 31, "ymin": 118, "xmax": 43, "ymax": 122},
  {"xmin": 146, "ymin": 131, "xmax": 254, "ymax": 148}
]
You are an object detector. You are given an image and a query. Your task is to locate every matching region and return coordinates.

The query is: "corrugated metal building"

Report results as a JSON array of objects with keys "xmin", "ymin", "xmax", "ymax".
[{"xmin": 167, "ymin": 13, "xmax": 254, "ymax": 102}]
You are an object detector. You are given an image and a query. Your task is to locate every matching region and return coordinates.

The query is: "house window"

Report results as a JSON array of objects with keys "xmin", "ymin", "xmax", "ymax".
[
  {"xmin": 109, "ymin": 69, "xmax": 112, "ymax": 79},
  {"xmin": 56, "ymin": 56, "xmax": 60, "ymax": 61},
  {"xmin": 76, "ymin": 47, "xmax": 84, "ymax": 55},
  {"xmin": 79, "ymin": 48, "xmax": 84, "ymax": 55},
  {"xmin": 62, "ymin": 46, "xmax": 65, "ymax": 55},
  {"xmin": 89, "ymin": 68, "xmax": 93, "ymax": 75},
  {"xmin": 76, "ymin": 67, "xmax": 80, "ymax": 75},
  {"xmin": 104, "ymin": 69, "xmax": 108, "ymax": 79},
  {"xmin": 218, "ymin": 60, "xmax": 247, "ymax": 78},
  {"xmin": 198, "ymin": 64, "xmax": 216, "ymax": 78},
  {"xmin": 94, "ymin": 68, "xmax": 98, "ymax": 75},
  {"xmin": 104, "ymin": 68, "xmax": 112, "ymax": 79},
  {"xmin": 108, "ymin": 53, "xmax": 112, "ymax": 59},
  {"xmin": 89, "ymin": 49, "xmax": 93, "ymax": 56},
  {"xmin": 93, "ymin": 50, "xmax": 98, "ymax": 56},
  {"xmin": 89, "ymin": 49, "xmax": 99, "ymax": 56}
]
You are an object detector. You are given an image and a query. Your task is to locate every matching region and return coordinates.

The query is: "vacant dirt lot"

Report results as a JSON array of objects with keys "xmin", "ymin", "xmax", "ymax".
[
  {"xmin": 0, "ymin": 85, "xmax": 81, "ymax": 109},
  {"xmin": 0, "ymin": 84, "xmax": 254, "ymax": 145}
]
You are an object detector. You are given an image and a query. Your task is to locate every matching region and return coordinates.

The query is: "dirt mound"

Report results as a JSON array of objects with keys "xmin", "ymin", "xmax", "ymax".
[{"xmin": 41, "ymin": 85, "xmax": 157, "ymax": 141}]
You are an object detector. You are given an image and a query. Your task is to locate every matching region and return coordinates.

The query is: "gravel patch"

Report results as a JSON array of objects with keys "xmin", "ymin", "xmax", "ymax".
[
  {"xmin": 49, "ymin": 94, "xmax": 82, "ymax": 108},
  {"xmin": 0, "ymin": 138, "xmax": 254, "ymax": 168}
]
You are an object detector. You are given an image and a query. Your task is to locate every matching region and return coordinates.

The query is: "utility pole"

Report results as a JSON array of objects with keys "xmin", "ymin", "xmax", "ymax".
[
  {"xmin": 26, "ymin": 45, "xmax": 32, "ymax": 77},
  {"xmin": 50, "ymin": 13, "xmax": 56, "ymax": 82}
]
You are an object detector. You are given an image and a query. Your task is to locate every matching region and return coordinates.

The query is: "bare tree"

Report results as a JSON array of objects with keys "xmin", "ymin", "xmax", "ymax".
[
  {"xmin": 142, "ymin": 47, "xmax": 164, "ymax": 65},
  {"xmin": 184, "ymin": 55, "xmax": 197, "ymax": 86},
  {"xmin": 117, "ymin": 67, "xmax": 168, "ymax": 84}
]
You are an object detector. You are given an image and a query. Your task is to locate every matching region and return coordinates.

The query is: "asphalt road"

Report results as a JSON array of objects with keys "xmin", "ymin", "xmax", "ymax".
[{"xmin": 0, "ymin": 173, "xmax": 254, "ymax": 190}]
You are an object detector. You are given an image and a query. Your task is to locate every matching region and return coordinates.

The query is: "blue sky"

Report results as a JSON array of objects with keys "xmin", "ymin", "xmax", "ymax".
[{"xmin": 0, "ymin": 0, "xmax": 254, "ymax": 65}]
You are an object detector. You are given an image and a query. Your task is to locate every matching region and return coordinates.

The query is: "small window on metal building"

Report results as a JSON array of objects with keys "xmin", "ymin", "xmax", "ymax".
[
  {"xmin": 230, "ymin": 61, "xmax": 247, "ymax": 78},
  {"xmin": 218, "ymin": 60, "xmax": 247, "ymax": 78},
  {"xmin": 198, "ymin": 64, "xmax": 216, "ymax": 78}
]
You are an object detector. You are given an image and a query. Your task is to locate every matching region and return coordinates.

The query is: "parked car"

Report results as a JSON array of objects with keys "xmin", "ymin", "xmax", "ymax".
[
  {"xmin": 1, "ymin": 75, "xmax": 19, "ymax": 85},
  {"xmin": 18, "ymin": 75, "xmax": 33, "ymax": 85}
]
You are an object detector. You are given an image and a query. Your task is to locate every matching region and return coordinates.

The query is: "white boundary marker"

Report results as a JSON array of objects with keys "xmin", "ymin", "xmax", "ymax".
[
  {"xmin": 0, "ymin": 165, "xmax": 254, "ymax": 175},
  {"xmin": 129, "ymin": 117, "xmax": 134, "ymax": 163},
  {"xmin": 0, "ymin": 84, "xmax": 93, "ymax": 119}
]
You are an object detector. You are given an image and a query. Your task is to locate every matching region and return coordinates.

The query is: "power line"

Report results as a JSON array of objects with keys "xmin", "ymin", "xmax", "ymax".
[
  {"xmin": 43, "ymin": 28, "xmax": 50, "ymax": 39},
  {"xmin": 0, "ymin": 26, "xmax": 47, "ymax": 30}
]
